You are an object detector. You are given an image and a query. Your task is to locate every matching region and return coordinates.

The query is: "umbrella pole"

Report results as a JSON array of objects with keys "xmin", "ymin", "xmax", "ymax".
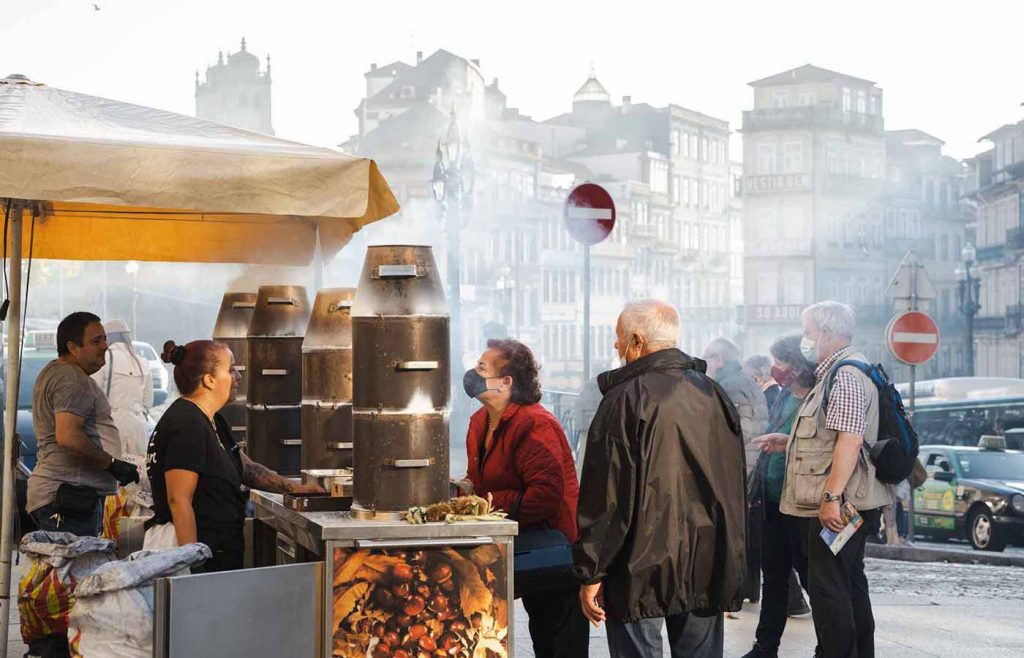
[{"xmin": 0, "ymin": 199, "xmax": 24, "ymax": 656}]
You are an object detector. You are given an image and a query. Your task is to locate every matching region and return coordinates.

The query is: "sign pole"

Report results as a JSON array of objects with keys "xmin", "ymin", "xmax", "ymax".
[
  {"xmin": 908, "ymin": 259, "xmax": 918, "ymax": 546},
  {"xmin": 583, "ymin": 243, "xmax": 591, "ymax": 383}
]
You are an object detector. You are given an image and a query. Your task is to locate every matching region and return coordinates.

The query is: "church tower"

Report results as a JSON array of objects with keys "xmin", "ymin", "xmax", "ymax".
[{"xmin": 195, "ymin": 37, "xmax": 274, "ymax": 135}]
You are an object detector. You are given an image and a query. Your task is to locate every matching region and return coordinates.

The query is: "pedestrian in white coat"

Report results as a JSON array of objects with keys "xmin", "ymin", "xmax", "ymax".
[{"xmin": 91, "ymin": 319, "xmax": 153, "ymax": 458}]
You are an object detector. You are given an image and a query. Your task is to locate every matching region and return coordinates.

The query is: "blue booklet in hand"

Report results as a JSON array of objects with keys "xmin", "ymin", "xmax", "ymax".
[{"xmin": 819, "ymin": 501, "xmax": 863, "ymax": 555}]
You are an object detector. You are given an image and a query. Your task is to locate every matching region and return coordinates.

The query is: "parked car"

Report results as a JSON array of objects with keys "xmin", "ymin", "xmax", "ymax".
[
  {"xmin": 133, "ymin": 340, "xmax": 169, "ymax": 405},
  {"xmin": 915, "ymin": 437, "xmax": 1024, "ymax": 551}
]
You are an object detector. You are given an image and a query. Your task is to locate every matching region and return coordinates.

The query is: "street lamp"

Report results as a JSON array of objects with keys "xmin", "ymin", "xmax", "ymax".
[
  {"xmin": 124, "ymin": 260, "xmax": 139, "ymax": 336},
  {"xmin": 955, "ymin": 243, "xmax": 980, "ymax": 376},
  {"xmin": 431, "ymin": 109, "xmax": 474, "ymax": 419}
]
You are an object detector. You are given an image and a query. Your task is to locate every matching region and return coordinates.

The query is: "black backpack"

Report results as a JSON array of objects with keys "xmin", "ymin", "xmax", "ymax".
[{"xmin": 823, "ymin": 359, "xmax": 919, "ymax": 484}]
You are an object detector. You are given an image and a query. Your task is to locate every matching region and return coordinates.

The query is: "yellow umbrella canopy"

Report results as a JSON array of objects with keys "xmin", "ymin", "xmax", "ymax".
[{"xmin": 0, "ymin": 75, "xmax": 400, "ymax": 264}]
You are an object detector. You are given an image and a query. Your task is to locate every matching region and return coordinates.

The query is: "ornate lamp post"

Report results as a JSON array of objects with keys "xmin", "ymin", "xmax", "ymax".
[
  {"xmin": 955, "ymin": 242, "xmax": 981, "ymax": 376},
  {"xmin": 431, "ymin": 110, "xmax": 474, "ymax": 416}
]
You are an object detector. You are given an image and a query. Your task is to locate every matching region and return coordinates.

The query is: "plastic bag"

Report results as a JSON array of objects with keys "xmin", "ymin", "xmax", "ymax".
[
  {"xmin": 17, "ymin": 532, "xmax": 116, "ymax": 646},
  {"xmin": 142, "ymin": 523, "xmax": 177, "ymax": 550},
  {"xmin": 69, "ymin": 543, "xmax": 212, "ymax": 658}
]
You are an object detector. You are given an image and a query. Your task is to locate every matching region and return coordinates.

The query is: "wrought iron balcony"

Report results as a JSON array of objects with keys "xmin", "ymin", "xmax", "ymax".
[{"xmin": 742, "ymin": 106, "xmax": 884, "ymax": 134}]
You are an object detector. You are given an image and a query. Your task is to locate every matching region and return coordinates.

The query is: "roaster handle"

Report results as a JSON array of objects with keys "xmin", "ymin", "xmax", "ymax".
[
  {"xmin": 328, "ymin": 300, "xmax": 354, "ymax": 313},
  {"xmin": 386, "ymin": 458, "xmax": 434, "ymax": 468},
  {"xmin": 262, "ymin": 368, "xmax": 289, "ymax": 376},
  {"xmin": 232, "ymin": 301, "xmax": 256, "ymax": 309},
  {"xmin": 267, "ymin": 297, "xmax": 297, "ymax": 305},
  {"xmin": 327, "ymin": 442, "xmax": 353, "ymax": 450},
  {"xmin": 373, "ymin": 264, "xmax": 422, "ymax": 279},
  {"xmin": 355, "ymin": 537, "xmax": 494, "ymax": 549},
  {"xmin": 233, "ymin": 364, "xmax": 246, "ymax": 372},
  {"xmin": 393, "ymin": 361, "xmax": 439, "ymax": 371},
  {"xmin": 279, "ymin": 438, "xmax": 303, "ymax": 446}
]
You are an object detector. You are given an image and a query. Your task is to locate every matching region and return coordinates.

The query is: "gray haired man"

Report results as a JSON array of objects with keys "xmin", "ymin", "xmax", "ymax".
[
  {"xmin": 704, "ymin": 337, "xmax": 769, "ymax": 474},
  {"xmin": 758, "ymin": 301, "xmax": 891, "ymax": 658},
  {"xmin": 575, "ymin": 300, "xmax": 747, "ymax": 658}
]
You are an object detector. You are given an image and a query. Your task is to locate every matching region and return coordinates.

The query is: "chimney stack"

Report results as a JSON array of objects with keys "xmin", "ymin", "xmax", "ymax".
[
  {"xmin": 416, "ymin": 51, "xmax": 423, "ymax": 64},
  {"xmin": 370, "ymin": 63, "xmax": 377, "ymax": 72}
]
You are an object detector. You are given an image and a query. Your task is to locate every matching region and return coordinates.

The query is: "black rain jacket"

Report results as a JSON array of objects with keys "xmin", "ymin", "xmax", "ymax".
[{"xmin": 572, "ymin": 348, "xmax": 747, "ymax": 622}]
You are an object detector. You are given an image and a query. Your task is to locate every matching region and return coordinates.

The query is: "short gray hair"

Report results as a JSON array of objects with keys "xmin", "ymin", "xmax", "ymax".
[
  {"xmin": 704, "ymin": 337, "xmax": 741, "ymax": 364},
  {"xmin": 620, "ymin": 299, "xmax": 679, "ymax": 349},
  {"xmin": 744, "ymin": 354, "xmax": 772, "ymax": 379},
  {"xmin": 803, "ymin": 301, "xmax": 856, "ymax": 338}
]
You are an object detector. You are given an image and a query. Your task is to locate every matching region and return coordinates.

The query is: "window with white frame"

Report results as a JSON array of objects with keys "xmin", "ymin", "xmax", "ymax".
[
  {"xmin": 689, "ymin": 134, "xmax": 698, "ymax": 160},
  {"xmin": 757, "ymin": 143, "xmax": 777, "ymax": 174},
  {"xmin": 702, "ymin": 137, "xmax": 709, "ymax": 162},
  {"xmin": 671, "ymin": 130, "xmax": 680, "ymax": 156},
  {"xmin": 682, "ymin": 132, "xmax": 690, "ymax": 159},
  {"xmin": 856, "ymin": 90, "xmax": 866, "ymax": 114},
  {"xmin": 771, "ymin": 90, "xmax": 788, "ymax": 108},
  {"xmin": 757, "ymin": 271, "xmax": 779, "ymax": 304},
  {"xmin": 798, "ymin": 88, "xmax": 816, "ymax": 106},
  {"xmin": 783, "ymin": 142, "xmax": 804, "ymax": 173},
  {"xmin": 782, "ymin": 270, "xmax": 804, "ymax": 304},
  {"xmin": 842, "ymin": 87, "xmax": 852, "ymax": 113}
]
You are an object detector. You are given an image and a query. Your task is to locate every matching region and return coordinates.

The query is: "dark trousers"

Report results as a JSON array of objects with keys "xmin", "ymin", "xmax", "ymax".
[
  {"xmin": 744, "ymin": 499, "xmax": 763, "ymax": 601},
  {"xmin": 800, "ymin": 507, "xmax": 881, "ymax": 658},
  {"xmin": 754, "ymin": 501, "xmax": 808, "ymax": 651},
  {"xmin": 521, "ymin": 585, "xmax": 589, "ymax": 658},
  {"xmin": 27, "ymin": 498, "xmax": 104, "ymax": 658},
  {"xmin": 606, "ymin": 612, "xmax": 723, "ymax": 658},
  {"xmin": 29, "ymin": 499, "xmax": 104, "ymax": 537}
]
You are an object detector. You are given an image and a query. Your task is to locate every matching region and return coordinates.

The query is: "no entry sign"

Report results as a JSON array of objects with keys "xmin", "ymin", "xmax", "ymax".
[
  {"xmin": 564, "ymin": 183, "xmax": 616, "ymax": 245},
  {"xmin": 886, "ymin": 311, "xmax": 940, "ymax": 365}
]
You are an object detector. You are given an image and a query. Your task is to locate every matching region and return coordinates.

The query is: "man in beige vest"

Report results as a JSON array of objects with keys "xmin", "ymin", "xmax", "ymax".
[{"xmin": 757, "ymin": 301, "xmax": 890, "ymax": 658}]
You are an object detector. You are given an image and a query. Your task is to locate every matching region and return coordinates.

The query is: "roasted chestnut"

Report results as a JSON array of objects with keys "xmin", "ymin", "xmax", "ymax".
[
  {"xmin": 448, "ymin": 618, "xmax": 469, "ymax": 633},
  {"xmin": 438, "ymin": 632, "xmax": 460, "ymax": 651},
  {"xmin": 396, "ymin": 614, "xmax": 413, "ymax": 628},
  {"xmin": 385, "ymin": 631, "xmax": 402, "ymax": 647},
  {"xmin": 403, "ymin": 595, "xmax": 426, "ymax": 617},
  {"xmin": 416, "ymin": 653, "xmax": 432, "ymax": 658},
  {"xmin": 391, "ymin": 582, "xmax": 412, "ymax": 599},
  {"xmin": 428, "ymin": 563, "xmax": 453, "ymax": 584},
  {"xmin": 372, "ymin": 622, "xmax": 387, "ymax": 639},
  {"xmin": 393, "ymin": 650, "xmax": 411, "ymax": 658},
  {"xmin": 470, "ymin": 612, "xmax": 483, "ymax": 629},
  {"xmin": 408, "ymin": 624, "xmax": 429, "ymax": 641},
  {"xmin": 416, "ymin": 583, "xmax": 432, "ymax": 599},
  {"xmin": 391, "ymin": 563, "xmax": 415, "ymax": 582},
  {"xmin": 417, "ymin": 636, "xmax": 438, "ymax": 653},
  {"xmin": 372, "ymin": 643, "xmax": 392, "ymax": 658},
  {"xmin": 428, "ymin": 594, "xmax": 449, "ymax": 613},
  {"xmin": 438, "ymin": 578, "xmax": 456, "ymax": 593}
]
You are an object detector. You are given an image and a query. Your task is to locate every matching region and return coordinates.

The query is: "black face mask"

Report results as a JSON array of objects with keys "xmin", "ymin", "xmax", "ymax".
[{"xmin": 463, "ymin": 369, "xmax": 491, "ymax": 399}]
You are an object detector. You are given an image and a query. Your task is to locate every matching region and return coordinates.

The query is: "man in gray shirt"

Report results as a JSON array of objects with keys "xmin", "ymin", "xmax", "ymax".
[{"xmin": 27, "ymin": 311, "xmax": 140, "ymax": 536}]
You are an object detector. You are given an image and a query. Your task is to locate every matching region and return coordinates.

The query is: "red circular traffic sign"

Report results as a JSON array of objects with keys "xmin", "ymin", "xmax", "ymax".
[
  {"xmin": 886, "ymin": 311, "xmax": 940, "ymax": 365},
  {"xmin": 564, "ymin": 183, "xmax": 616, "ymax": 245}
]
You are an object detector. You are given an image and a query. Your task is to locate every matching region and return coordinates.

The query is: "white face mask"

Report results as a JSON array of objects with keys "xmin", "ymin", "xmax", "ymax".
[
  {"xmin": 613, "ymin": 335, "xmax": 636, "ymax": 369},
  {"xmin": 800, "ymin": 336, "xmax": 819, "ymax": 364}
]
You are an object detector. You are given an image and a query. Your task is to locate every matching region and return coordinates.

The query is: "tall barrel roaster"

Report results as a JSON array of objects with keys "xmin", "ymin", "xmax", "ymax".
[
  {"xmin": 301, "ymin": 288, "xmax": 355, "ymax": 470},
  {"xmin": 246, "ymin": 285, "xmax": 310, "ymax": 476},
  {"xmin": 351, "ymin": 246, "xmax": 450, "ymax": 518},
  {"xmin": 211, "ymin": 292, "xmax": 256, "ymax": 447}
]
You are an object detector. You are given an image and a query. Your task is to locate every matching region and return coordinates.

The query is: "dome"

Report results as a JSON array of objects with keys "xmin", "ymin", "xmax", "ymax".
[
  {"xmin": 227, "ymin": 37, "xmax": 259, "ymax": 68},
  {"xmin": 573, "ymin": 76, "xmax": 610, "ymax": 104}
]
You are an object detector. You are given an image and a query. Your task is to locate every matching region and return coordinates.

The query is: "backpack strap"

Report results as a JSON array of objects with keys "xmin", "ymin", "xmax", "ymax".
[{"xmin": 821, "ymin": 358, "xmax": 872, "ymax": 414}]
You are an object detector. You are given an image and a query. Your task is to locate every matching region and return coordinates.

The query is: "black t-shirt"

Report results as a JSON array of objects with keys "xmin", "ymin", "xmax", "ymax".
[{"xmin": 146, "ymin": 398, "xmax": 246, "ymax": 547}]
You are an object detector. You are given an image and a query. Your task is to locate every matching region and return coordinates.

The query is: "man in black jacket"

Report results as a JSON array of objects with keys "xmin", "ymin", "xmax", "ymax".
[{"xmin": 574, "ymin": 299, "xmax": 747, "ymax": 658}]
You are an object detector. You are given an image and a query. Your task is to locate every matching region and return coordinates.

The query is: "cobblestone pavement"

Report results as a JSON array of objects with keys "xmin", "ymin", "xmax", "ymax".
[{"xmin": 513, "ymin": 557, "xmax": 1024, "ymax": 657}]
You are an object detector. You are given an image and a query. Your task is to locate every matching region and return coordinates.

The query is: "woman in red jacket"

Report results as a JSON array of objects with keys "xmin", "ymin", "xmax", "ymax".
[{"xmin": 463, "ymin": 338, "xmax": 588, "ymax": 658}]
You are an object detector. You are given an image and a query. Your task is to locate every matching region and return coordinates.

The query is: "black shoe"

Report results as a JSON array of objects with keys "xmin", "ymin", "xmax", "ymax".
[
  {"xmin": 788, "ymin": 594, "xmax": 811, "ymax": 616},
  {"xmin": 739, "ymin": 644, "xmax": 778, "ymax": 658}
]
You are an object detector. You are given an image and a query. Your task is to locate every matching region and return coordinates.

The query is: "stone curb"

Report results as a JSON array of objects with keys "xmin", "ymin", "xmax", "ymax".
[{"xmin": 866, "ymin": 543, "xmax": 1024, "ymax": 567}]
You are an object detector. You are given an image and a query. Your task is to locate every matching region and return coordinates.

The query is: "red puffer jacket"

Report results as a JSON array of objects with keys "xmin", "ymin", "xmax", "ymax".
[{"xmin": 466, "ymin": 403, "xmax": 580, "ymax": 542}]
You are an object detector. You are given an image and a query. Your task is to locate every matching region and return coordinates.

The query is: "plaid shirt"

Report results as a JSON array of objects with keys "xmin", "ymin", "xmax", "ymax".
[{"xmin": 814, "ymin": 346, "xmax": 867, "ymax": 437}]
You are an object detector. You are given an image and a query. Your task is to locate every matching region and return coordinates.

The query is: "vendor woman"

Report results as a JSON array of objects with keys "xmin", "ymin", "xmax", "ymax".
[{"xmin": 145, "ymin": 339, "xmax": 321, "ymax": 572}]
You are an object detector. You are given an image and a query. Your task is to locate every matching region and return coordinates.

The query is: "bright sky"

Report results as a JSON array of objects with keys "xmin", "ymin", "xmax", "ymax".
[{"xmin": 3, "ymin": 0, "xmax": 1021, "ymax": 161}]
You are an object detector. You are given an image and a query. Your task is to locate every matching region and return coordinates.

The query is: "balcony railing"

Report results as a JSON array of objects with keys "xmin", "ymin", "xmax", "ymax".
[
  {"xmin": 975, "ymin": 315, "xmax": 1006, "ymax": 333},
  {"xmin": 742, "ymin": 106, "xmax": 884, "ymax": 134},
  {"xmin": 977, "ymin": 244, "xmax": 1005, "ymax": 262}
]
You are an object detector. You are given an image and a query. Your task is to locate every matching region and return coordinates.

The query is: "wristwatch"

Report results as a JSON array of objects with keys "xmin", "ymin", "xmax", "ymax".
[{"xmin": 822, "ymin": 490, "xmax": 841, "ymax": 503}]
